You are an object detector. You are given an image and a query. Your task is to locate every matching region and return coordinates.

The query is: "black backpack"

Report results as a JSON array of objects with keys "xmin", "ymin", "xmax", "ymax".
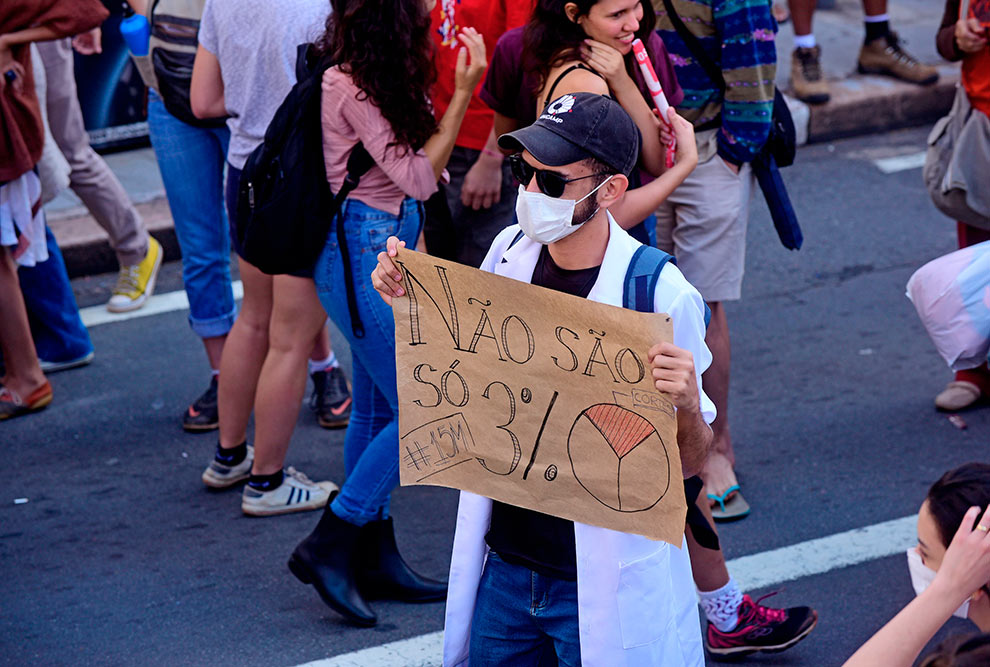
[{"xmin": 236, "ymin": 44, "xmax": 374, "ymax": 276}]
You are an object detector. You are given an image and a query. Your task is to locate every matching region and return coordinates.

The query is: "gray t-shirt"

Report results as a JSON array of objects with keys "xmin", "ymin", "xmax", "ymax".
[{"xmin": 198, "ymin": 0, "xmax": 327, "ymax": 169}]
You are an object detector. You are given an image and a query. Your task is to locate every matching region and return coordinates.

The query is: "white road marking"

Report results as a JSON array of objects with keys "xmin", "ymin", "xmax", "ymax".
[
  {"xmin": 80, "ymin": 281, "xmax": 243, "ymax": 328},
  {"xmin": 296, "ymin": 514, "xmax": 918, "ymax": 667},
  {"xmin": 728, "ymin": 514, "xmax": 916, "ymax": 591},
  {"xmin": 873, "ymin": 151, "xmax": 927, "ymax": 174},
  {"xmin": 296, "ymin": 632, "xmax": 445, "ymax": 667}
]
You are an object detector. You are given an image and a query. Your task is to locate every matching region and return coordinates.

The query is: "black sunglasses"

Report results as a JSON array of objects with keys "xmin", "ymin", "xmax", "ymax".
[{"xmin": 508, "ymin": 154, "xmax": 608, "ymax": 199}]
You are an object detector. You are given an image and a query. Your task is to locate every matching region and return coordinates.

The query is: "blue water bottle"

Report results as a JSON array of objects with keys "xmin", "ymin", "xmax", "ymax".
[{"xmin": 119, "ymin": 4, "xmax": 151, "ymax": 57}]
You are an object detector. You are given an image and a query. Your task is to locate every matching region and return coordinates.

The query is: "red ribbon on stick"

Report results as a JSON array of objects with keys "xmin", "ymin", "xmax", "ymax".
[{"xmin": 631, "ymin": 38, "xmax": 676, "ymax": 169}]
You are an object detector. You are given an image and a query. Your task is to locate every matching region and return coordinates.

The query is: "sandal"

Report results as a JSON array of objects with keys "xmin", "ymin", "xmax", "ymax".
[
  {"xmin": 0, "ymin": 381, "xmax": 53, "ymax": 420},
  {"xmin": 708, "ymin": 484, "xmax": 751, "ymax": 522}
]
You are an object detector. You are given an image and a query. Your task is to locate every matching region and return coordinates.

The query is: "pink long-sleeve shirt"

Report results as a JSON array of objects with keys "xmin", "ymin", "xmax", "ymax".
[{"xmin": 321, "ymin": 67, "xmax": 438, "ymax": 215}]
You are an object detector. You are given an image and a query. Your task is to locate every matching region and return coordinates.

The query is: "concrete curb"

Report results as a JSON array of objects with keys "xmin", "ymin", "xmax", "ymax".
[
  {"xmin": 49, "ymin": 197, "xmax": 181, "ymax": 279},
  {"xmin": 787, "ymin": 67, "xmax": 958, "ymax": 146}
]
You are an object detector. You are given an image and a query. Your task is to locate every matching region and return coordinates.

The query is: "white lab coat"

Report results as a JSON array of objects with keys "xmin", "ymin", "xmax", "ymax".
[{"xmin": 442, "ymin": 214, "xmax": 717, "ymax": 667}]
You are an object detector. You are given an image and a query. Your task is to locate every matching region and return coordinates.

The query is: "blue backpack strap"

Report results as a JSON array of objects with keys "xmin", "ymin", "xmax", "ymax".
[
  {"xmin": 623, "ymin": 245, "xmax": 712, "ymax": 328},
  {"xmin": 623, "ymin": 245, "xmax": 675, "ymax": 313}
]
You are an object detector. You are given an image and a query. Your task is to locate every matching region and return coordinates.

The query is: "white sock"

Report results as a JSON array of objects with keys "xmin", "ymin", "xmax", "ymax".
[
  {"xmin": 698, "ymin": 578, "xmax": 743, "ymax": 632},
  {"xmin": 793, "ymin": 33, "xmax": 817, "ymax": 49},
  {"xmin": 210, "ymin": 368, "xmax": 220, "ymax": 377},
  {"xmin": 308, "ymin": 352, "xmax": 339, "ymax": 374},
  {"xmin": 863, "ymin": 13, "xmax": 889, "ymax": 22}
]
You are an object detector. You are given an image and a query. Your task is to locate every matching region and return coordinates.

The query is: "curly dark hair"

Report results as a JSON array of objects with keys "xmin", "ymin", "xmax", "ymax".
[
  {"xmin": 315, "ymin": 0, "xmax": 437, "ymax": 154},
  {"xmin": 523, "ymin": 0, "xmax": 657, "ymax": 98}
]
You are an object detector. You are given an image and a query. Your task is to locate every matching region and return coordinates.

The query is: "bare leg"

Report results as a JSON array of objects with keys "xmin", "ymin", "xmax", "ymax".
[
  {"xmin": 252, "ymin": 276, "xmax": 328, "ymax": 475},
  {"xmin": 701, "ymin": 301, "xmax": 738, "ymax": 498},
  {"xmin": 687, "ymin": 498, "xmax": 731, "ymax": 592},
  {"xmin": 861, "ymin": 0, "xmax": 886, "ymax": 17},
  {"xmin": 310, "ymin": 323, "xmax": 331, "ymax": 362},
  {"xmin": 788, "ymin": 0, "xmax": 817, "ymax": 35},
  {"xmin": 0, "ymin": 249, "xmax": 47, "ymax": 398},
  {"xmin": 202, "ymin": 335, "xmax": 226, "ymax": 371},
  {"xmin": 217, "ymin": 258, "xmax": 272, "ymax": 449}
]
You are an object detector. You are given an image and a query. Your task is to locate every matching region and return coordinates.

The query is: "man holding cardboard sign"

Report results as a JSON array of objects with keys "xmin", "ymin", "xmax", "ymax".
[{"xmin": 373, "ymin": 92, "xmax": 712, "ymax": 665}]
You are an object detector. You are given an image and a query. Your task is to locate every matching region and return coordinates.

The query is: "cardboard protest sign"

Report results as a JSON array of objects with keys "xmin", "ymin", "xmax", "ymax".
[{"xmin": 391, "ymin": 249, "xmax": 687, "ymax": 546}]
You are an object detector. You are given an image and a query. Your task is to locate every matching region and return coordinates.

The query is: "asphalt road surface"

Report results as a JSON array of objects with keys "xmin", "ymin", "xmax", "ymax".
[{"xmin": 3, "ymin": 126, "xmax": 987, "ymax": 666}]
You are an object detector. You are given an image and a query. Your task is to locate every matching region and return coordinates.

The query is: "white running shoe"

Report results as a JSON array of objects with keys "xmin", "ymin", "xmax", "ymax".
[
  {"xmin": 241, "ymin": 466, "xmax": 338, "ymax": 517},
  {"xmin": 202, "ymin": 446, "xmax": 255, "ymax": 488}
]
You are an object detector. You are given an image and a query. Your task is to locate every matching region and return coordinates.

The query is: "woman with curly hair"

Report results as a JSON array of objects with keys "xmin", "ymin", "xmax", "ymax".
[{"xmin": 287, "ymin": 0, "xmax": 487, "ymax": 627}]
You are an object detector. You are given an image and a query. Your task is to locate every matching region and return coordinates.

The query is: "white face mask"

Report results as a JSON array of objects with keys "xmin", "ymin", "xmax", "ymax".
[
  {"xmin": 906, "ymin": 547, "xmax": 970, "ymax": 619},
  {"xmin": 514, "ymin": 176, "xmax": 614, "ymax": 244}
]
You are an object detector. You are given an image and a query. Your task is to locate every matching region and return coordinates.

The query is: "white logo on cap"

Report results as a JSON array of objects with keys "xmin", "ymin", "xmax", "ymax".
[{"xmin": 546, "ymin": 94, "xmax": 575, "ymax": 115}]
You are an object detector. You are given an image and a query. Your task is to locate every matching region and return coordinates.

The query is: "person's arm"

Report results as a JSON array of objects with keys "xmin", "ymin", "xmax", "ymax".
[
  {"xmin": 649, "ymin": 339, "xmax": 712, "ymax": 477},
  {"xmin": 460, "ymin": 126, "xmax": 504, "ymax": 210},
  {"xmin": 712, "ymin": 0, "xmax": 776, "ymax": 168},
  {"xmin": 190, "ymin": 44, "xmax": 225, "ymax": 119},
  {"xmin": 125, "ymin": 0, "xmax": 150, "ymax": 15},
  {"xmin": 580, "ymin": 40, "xmax": 665, "ymax": 176},
  {"xmin": 649, "ymin": 280, "xmax": 715, "ymax": 477},
  {"xmin": 493, "ymin": 112, "xmax": 520, "ymax": 155},
  {"xmin": 1, "ymin": 0, "xmax": 107, "ymax": 45},
  {"xmin": 610, "ymin": 109, "xmax": 697, "ymax": 227},
  {"xmin": 0, "ymin": 25, "xmax": 61, "ymax": 72},
  {"xmin": 936, "ymin": 0, "xmax": 969, "ymax": 60},
  {"xmin": 422, "ymin": 28, "xmax": 488, "ymax": 180},
  {"xmin": 844, "ymin": 505, "xmax": 990, "ymax": 667}
]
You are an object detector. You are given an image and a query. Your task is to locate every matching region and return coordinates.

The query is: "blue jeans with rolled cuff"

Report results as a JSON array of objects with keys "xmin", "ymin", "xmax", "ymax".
[{"xmin": 148, "ymin": 90, "xmax": 236, "ymax": 339}]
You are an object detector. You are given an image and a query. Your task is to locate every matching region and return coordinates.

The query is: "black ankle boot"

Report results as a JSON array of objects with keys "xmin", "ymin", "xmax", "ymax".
[
  {"xmin": 355, "ymin": 517, "xmax": 448, "ymax": 602},
  {"xmin": 288, "ymin": 507, "xmax": 377, "ymax": 626}
]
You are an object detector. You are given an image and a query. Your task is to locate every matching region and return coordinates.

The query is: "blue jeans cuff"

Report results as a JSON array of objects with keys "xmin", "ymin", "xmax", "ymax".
[{"xmin": 188, "ymin": 305, "xmax": 238, "ymax": 339}]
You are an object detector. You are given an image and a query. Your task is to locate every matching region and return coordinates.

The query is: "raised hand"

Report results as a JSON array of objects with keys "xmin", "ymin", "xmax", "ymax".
[
  {"xmin": 454, "ymin": 27, "xmax": 487, "ymax": 94},
  {"xmin": 370, "ymin": 236, "xmax": 407, "ymax": 305}
]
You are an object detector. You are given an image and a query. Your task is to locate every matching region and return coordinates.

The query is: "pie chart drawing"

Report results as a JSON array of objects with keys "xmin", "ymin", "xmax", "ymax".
[{"xmin": 568, "ymin": 403, "xmax": 670, "ymax": 512}]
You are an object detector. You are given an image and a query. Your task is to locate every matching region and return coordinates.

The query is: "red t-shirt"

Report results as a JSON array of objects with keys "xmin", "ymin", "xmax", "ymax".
[
  {"xmin": 963, "ymin": 47, "xmax": 990, "ymax": 116},
  {"xmin": 431, "ymin": 0, "xmax": 536, "ymax": 151}
]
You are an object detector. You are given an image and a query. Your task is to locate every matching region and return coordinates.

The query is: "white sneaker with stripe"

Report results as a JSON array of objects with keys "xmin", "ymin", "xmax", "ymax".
[{"xmin": 241, "ymin": 466, "xmax": 338, "ymax": 517}]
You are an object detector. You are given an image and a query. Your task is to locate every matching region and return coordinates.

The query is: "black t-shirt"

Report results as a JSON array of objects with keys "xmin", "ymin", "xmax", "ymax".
[{"xmin": 485, "ymin": 245, "xmax": 601, "ymax": 581}]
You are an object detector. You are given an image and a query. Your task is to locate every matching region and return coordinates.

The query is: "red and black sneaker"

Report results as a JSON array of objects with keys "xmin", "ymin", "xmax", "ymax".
[{"xmin": 706, "ymin": 593, "xmax": 818, "ymax": 659}]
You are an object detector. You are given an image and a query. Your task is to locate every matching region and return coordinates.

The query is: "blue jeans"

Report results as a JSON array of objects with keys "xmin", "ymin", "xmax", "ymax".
[
  {"xmin": 470, "ymin": 552, "xmax": 581, "ymax": 667},
  {"xmin": 19, "ymin": 226, "xmax": 92, "ymax": 362},
  {"xmin": 147, "ymin": 91, "xmax": 235, "ymax": 339},
  {"xmin": 313, "ymin": 197, "xmax": 422, "ymax": 525}
]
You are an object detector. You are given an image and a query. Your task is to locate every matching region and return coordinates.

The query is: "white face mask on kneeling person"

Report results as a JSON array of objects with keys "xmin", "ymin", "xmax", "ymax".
[{"xmin": 906, "ymin": 547, "xmax": 970, "ymax": 619}]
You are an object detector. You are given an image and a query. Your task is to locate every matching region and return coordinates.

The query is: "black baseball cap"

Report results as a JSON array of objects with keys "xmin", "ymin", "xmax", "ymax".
[{"xmin": 498, "ymin": 92, "xmax": 641, "ymax": 176}]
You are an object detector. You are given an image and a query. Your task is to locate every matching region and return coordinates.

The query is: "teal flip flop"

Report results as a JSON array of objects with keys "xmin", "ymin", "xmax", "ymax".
[{"xmin": 707, "ymin": 484, "xmax": 751, "ymax": 522}]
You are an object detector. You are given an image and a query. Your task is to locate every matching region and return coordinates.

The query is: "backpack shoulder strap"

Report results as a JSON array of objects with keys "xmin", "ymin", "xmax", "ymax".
[
  {"xmin": 660, "ymin": 0, "xmax": 726, "ymax": 93},
  {"xmin": 623, "ymin": 244, "xmax": 711, "ymax": 326},
  {"xmin": 543, "ymin": 63, "xmax": 605, "ymax": 109},
  {"xmin": 623, "ymin": 245, "xmax": 675, "ymax": 313}
]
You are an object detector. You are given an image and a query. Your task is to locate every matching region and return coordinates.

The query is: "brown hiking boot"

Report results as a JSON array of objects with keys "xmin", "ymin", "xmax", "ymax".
[
  {"xmin": 857, "ymin": 32, "xmax": 938, "ymax": 85},
  {"xmin": 790, "ymin": 46, "xmax": 830, "ymax": 104}
]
